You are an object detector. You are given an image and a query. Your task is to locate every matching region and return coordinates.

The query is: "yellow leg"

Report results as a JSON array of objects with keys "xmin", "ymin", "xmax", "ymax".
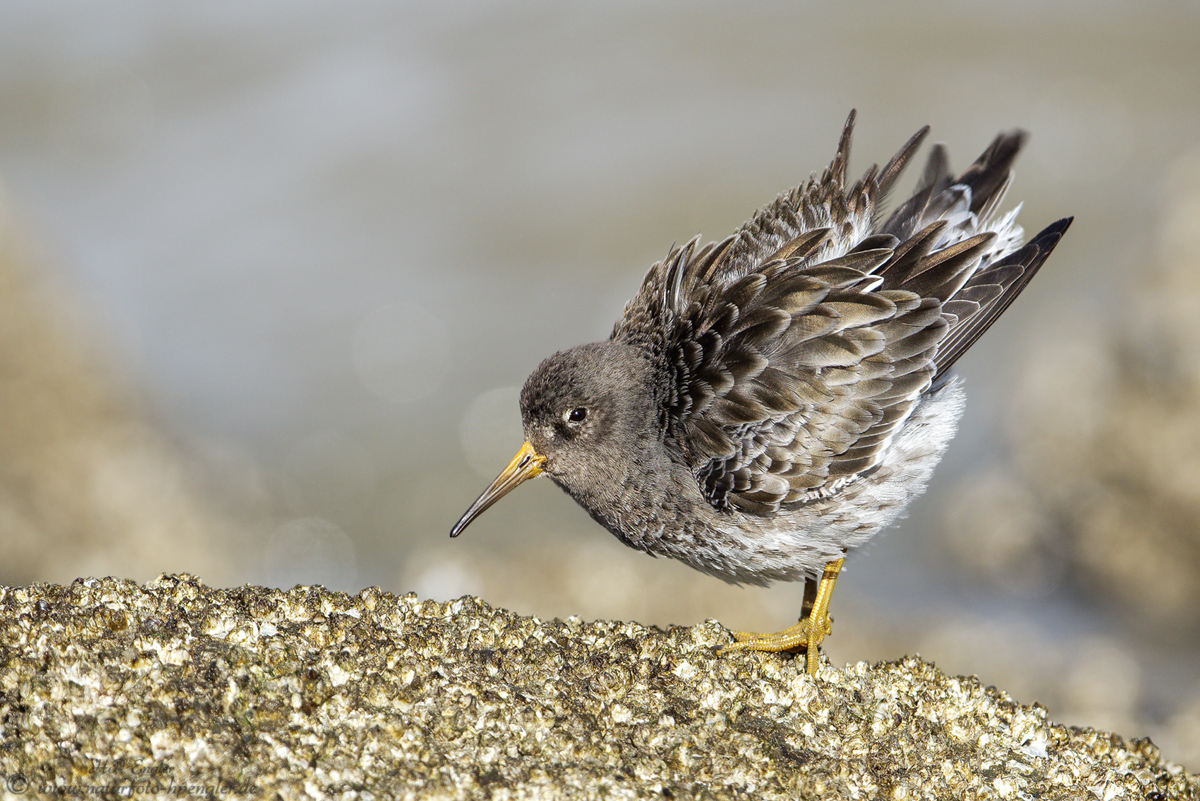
[{"xmin": 722, "ymin": 558, "xmax": 844, "ymax": 675}]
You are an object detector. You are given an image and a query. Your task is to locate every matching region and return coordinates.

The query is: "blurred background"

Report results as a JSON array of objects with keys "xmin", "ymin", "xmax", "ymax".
[{"xmin": 1, "ymin": 1, "xmax": 1198, "ymax": 768}]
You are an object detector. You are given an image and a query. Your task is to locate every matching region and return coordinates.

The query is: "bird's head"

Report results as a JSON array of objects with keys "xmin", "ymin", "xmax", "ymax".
[{"xmin": 450, "ymin": 341, "xmax": 653, "ymax": 538}]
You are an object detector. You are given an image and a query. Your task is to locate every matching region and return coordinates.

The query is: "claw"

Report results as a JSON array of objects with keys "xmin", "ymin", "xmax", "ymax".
[{"xmin": 720, "ymin": 558, "xmax": 844, "ymax": 675}]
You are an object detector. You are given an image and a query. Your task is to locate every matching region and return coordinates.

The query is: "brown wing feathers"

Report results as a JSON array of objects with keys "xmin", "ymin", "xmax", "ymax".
[{"xmin": 614, "ymin": 113, "xmax": 1070, "ymax": 516}]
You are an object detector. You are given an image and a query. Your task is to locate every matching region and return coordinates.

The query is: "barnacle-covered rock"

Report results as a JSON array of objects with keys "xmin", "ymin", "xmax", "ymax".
[{"xmin": 0, "ymin": 575, "xmax": 1194, "ymax": 799}]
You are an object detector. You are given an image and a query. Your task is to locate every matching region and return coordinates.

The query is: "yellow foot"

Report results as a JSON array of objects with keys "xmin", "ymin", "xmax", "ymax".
[
  {"xmin": 720, "ymin": 557, "xmax": 844, "ymax": 675},
  {"xmin": 722, "ymin": 611, "xmax": 832, "ymax": 672}
]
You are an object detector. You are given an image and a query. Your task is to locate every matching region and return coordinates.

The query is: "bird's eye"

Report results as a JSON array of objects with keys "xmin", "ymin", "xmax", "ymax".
[{"xmin": 566, "ymin": 407, "xmax": 588, "ymax": 424}]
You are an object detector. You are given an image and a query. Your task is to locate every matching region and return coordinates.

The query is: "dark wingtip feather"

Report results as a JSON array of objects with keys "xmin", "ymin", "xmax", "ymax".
[
  {"xmin": 933, "ymin": 216, "xmax": 1073, "ymax": 383},
  {"xmin": 830, "ymin": 110, "xmax": 857, "ymax": 187},
  {"xmin": 1042, "ymin": 215, "xmax": 1075, "ymax": 238},
  {"xmin": 918, "ymin": 143, "xmax": 951, "ymax": 193},
  {"xmin": 959, "ymin": 130, "xmax": 1027, "ymax": 215},
  {"xmin": 878, "ymin": 125, "xmax": 931, "ymax": 200}
]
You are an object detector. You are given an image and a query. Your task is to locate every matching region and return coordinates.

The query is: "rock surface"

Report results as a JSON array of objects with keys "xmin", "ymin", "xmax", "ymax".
[{"xmin": 0, "ymin": 575, "xmax": 1195, "ymax": 800}]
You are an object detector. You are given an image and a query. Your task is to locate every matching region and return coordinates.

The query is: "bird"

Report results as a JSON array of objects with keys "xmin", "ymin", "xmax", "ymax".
[{"xmin": 450, "ymin": 110, "xmax": 1071, "ymax": 674}]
